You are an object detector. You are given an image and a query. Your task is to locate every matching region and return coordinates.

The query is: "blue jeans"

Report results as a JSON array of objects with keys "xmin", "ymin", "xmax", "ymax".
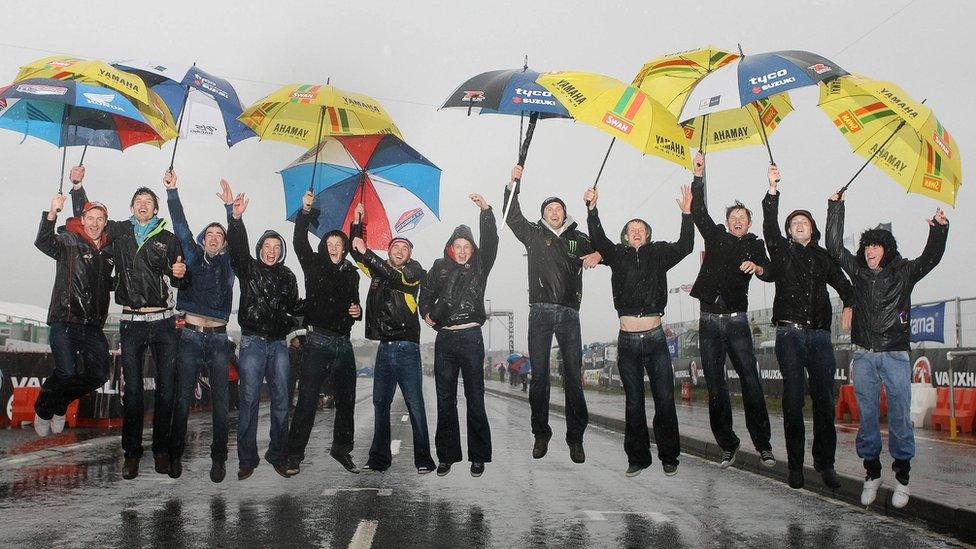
[
  {"xmin": 367, "ymin": 341, "xmax": 435, "ymax": 470},
  {"xmin": 527, "ymin": 303, "xmax": 588, "ymax": 443},
  {"xmin": 237, "ymin": 335, "xmax": 290, "ymax": 469},
  {"xmin": 775, "ymin": 327, "xmax": 837, "ymax": 471},
  {"xmin": 120, "ymin": 317, "xmax": 179, "ymax": 460},
  {"xmin": 852, "ymin": 349, "xmax": 914, "ymax": 474},
  {"xmin": 617, "ymin": 328, "xmax": 680, "ymax": 467},
  {"xmin": 172, "ymin": 328, "xmax": 229, "ymax": 462},
  {"xmin": 36, "ymin": 322, "xmax": 110, "ymax": 420},
  {"xmin": 699, "ymin": 313, "xmax": 771, "ymax": 453},
  {"xmin": 434, "ymin": 327, "xmax": 491, "ymax": 464},
  {"xmin": 288, "ymin": 329, "xmax": 357, "ymax": 462}
]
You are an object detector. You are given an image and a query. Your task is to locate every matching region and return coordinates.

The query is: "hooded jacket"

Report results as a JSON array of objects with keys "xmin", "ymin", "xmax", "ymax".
[
  {"xmin": 689, "ymin": 175, "xmax": 772, "ymax": 313},
  {"xmin": 350, "ymin": 221, "xmax": 426, "ymax": 343},
  {"xmin": 35, "ymin": 212, "xmax": 113, "ymax": 327},
  {"xmin": 227, "ymin": 216, "xmax": 301, "ymax": 339},
  {"xmin": 419, "ymin": 208, "xmax": 498, "ymax": 329},
  {"xmin": 826, "ymin": 199, "xmax": 948, "ymax": 351},
  {"xmin": 294, "ymin": 209, "xmax": 361, "ymax": 336},
  {"xmin": 587, "ymin": 207, "xmax": 694, "ymax": 318},
  {"xmin": 71, "ymin": 186, "xmax": 185, "ymax": 310},
  {"xmin": 504, "ymin": 184, "xmax": 594, "ymax": 310},
  {"xmin": 762, "ymin": 191, "xmax": 853, "ymax": 330},
  {"xmin": 167, "ymin": 189, "xmax": 235, "ymax": 322}
]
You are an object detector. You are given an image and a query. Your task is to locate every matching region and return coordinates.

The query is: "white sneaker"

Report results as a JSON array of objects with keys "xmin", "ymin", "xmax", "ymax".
[
  {"xmin": 33, "ymin": 414, "xmax": 51, "ymax": 437},
  {"xmin": 50, "ymin": 414, "xmax": 66, "ymax": 434},
  {"xmin": 861, "ymin": 476, "xmax": 882, "ymax": 506},
  {"xmin": 891, "ymin": 481, "xmax": 910, "ymax": 509}
]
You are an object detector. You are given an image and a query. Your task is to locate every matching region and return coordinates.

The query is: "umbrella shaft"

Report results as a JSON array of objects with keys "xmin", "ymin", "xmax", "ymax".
[{"xmin": 840, "ymin": 118, "xmax": 908, "ymax": 195}]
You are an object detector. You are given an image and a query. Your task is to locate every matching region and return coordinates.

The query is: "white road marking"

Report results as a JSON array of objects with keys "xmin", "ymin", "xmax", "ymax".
[
  {"xmin": 400, "ymin": 415, "xmax": 408, "ymax": 423},
  {"xmin": 323, "ymin": 488, "xmax": 392, "ymax": 496},
  {"xmin": 583, "ymin": 510, "xmax": 670, "ymax": 523},
  {"xmin": 347, "ymin": 519, "xmax": 379, "ymax": 549},
  {"xmin": 390, "ymin": 440, "xmax": 401, "ymax": 455}
]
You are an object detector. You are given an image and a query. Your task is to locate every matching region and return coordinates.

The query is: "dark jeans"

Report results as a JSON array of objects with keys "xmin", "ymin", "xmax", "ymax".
[
  {"xmin": 171, "ymin": 328, "xmax": 229, "ymax": 462},
  {"xmin": 288, "ymin": 330, "xmax": 356, "ymax": 462},
  {"xmin": 237, "ymin": 335, "xmax": 290, "ymax": 468},
  {"xmin": 527, "ymin": 303, "xmax": 588, "ymax": 443},
  {"xmin": 35, "ymin": 322, "xmax": 110, "ymax": 420},
  {"xmin": 775, "ymin": 326, "xmax": 837, "ymax": 472},
  {"xmin": 367, "ymin": 341, "xmax": 435, "ymax": 470},
  {"xmin": 617, "ymin": 328, "xmax": 680, "ymax": 467},
  {"xmin": 699, "ymin": 313, "xmax": 771, "ymax": 453},
  {"xmin": 120, "ymin": 317, "xmax": 179, "ymax": 460},
  {"xmin": 433, "ymin": 327, "xmax": 491, "ymax": 464}
]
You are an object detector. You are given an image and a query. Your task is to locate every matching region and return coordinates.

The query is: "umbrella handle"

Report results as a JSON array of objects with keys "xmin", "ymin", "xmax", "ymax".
[
  {"xmin": 586, "ymin": 137, "xmax": 616, "ymax": 208},
  {"xmin": 501, "ymin": 113, "xmax": 539, "ymax": 233},
  {"xmin": 308, "ymin": 106, "xmax": 326, "ymax": 192},
  {"xmin": 837, "ymin": 117, "xmax": 910, "ymax": 198},
  {"xmin": 169, "ymin": 85, "xmax": 192, "ymax": 172},
  {"xmin": 79, "ymin": 144, "xmax": 88, "ymax": 166}
]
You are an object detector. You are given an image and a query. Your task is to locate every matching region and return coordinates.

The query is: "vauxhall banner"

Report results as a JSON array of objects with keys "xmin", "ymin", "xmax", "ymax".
[{"xmin": 910, "ymin": 302, "xmax": 946, "ymax": 343}]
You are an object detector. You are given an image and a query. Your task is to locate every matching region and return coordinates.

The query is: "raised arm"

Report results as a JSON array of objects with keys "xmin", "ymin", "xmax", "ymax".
[
  {"xmin": 226, "ymin": 192, "xmax": 253, "ymax": 277},
  {"xmin": 825, "ymin": 196, "xmax": 859, "ymax": 277},
  {"xmin": 910, "ymin": 208, "xmax": 949, "ymax": 284},
  {"xmin": 583, "ymin": 186, "xmax": 617, "ymax": 265},
  {"xmin": 503, "ymin": 165, "xmax": 536, "ymax": 245},
  {"xmin": 472, "ymin": 194, "xmax": 499, "ymax": 275},
  {"xmin": 293, "ymin": 190, "xmax": 316, "ymax": 268},
  {"xmin": 690, "ymin": 153, "xmax": 722, "ymax": 241},
  {"xmin": 762, "ymin": 165, "xmax": 787, "ymax": 256},
  {"xmin": 164, "ymin": 171, "xmax": 201, "ymax": 266},
  {"xmin": 68, "ymin": 166, "xmax": 87, "ymax": 218},
  {"xmin": 35, "ymin": 194, "xmax": 67, "ymax": 260}
]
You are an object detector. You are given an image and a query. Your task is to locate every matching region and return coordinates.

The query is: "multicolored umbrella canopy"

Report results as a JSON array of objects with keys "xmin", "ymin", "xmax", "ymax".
[
  {"xmin": 441, "ymin": 67, "xmax": 570, "ymax": 119},
  {"xmin": 16, "ymin": 55, "xmax": 154, "ymax": 109},
  {"xmin": 819, "ymin": 74, "xmax": 962, "ymax": 206},
  {"xmin": 280, "ymin": 134, "xmax": 440, "ymax": 248}
]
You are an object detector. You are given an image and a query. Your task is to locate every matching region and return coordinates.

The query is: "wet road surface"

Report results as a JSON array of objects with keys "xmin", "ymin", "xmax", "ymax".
[{"xmin": 0, "ymin": 379, "xmax": 967, "ymax": 548}]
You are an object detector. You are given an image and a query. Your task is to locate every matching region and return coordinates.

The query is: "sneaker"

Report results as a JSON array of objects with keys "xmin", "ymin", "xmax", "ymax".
[
  {"xmin": 662, "ymin": 463, "xmax": 678, "ymax": 477},
  {"xmin": 821, "ymin": 468, "xmax": 841, "ymax": 490},
  {"xmin": 719, "ymin": 448, "xmax": 737, "ymax": 469},
  {"xmin": 891, "ymin": 481, "xmax": 910, "ymax": 509},
  {"xmin": 361, "ymin": 463, "xmax": 388, "ymax": 473},
  {"xmin": 625, "ymin": 464, "xmax": 646, "ymax": 478},
  {"xmin": 470, "ymin": 462, "xmax": 485, "ymax": 478},
  {"xmin": 787, "ymin": 470, "xmax": 804, "ymax": 489},
  {"xmin": 238, "ymin": 466, "xmax": 255, "ymax": 481},
  {"xmin": 168, "ymin": 457, "xmax": 183, "ymax": 479},
  {"xmin": 33, "ymin": 414, "xmax": 51, "ymax": 437},
  {"xmin": 436, "ymin": 462, "xmax": 452, "ymax": 477},
  {"xmin": 861, "ymin": 476, "xmax": 882, "ymax": 506},
  {"xmin": 154, "ymin": 454, "xmax": 170, "ymax": 475},
  {"xmin": 50, "ymin": 414, "xmax": 66, "ymax": 434},
  {"xmin": 210, "ymin": 461, "xmax": 226, "ymax": 483},
  {"xmin": 122, "ymin": 458, "xmax": 140, "ymax": 480},
  {"xmin": 330, "ymin": 451, "xmax": 360, "ymax": 474},
  {"xmin": 285, "ymin": 457, "xmax": 301, "ymax": 476},
  {"xmin": 417, "ymin": 465, "xmax": 435, "ymax": 475},
  {"xmin": 759, "ymin": 449, "xmax": 776, "ymax": 468},
  {"xmin": 532, "ymin": 435, "xmax": 551, "ymax": 459},
  {"xmin": 569, "ymin": 442, "xmax": 586, "ymax": 464}
]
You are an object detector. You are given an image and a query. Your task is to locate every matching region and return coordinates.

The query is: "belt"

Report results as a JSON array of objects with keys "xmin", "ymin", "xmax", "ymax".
[
  {"xmin": 307, "ymin": 325, "xmax": 346, "ymax": 338},
  {"xmin": 184, "ymin": 321, "xmax": 227, "ymax": 334},
  {"xmin": 776, "ymin": 321, "xmax": 810, "ymax": 330},
  {"xmin": 120, "ymin": 310, "xmax": 174, "ymax": 322},
  {"xmin": 702, "ymin": 311, "xmax": 746, "ymax": 319},
  {"xmin": 241, "ymin": 330, "xmax": 285, "ymax": 341}
]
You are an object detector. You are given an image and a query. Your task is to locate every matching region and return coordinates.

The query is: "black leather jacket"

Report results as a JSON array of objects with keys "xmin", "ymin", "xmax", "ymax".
[
  {"xmin": 35, "ymin": 213, "xmax": 113, "ymax": 327},
  {"xmin": 587, "ymin": 207, "xmax": 693, "ymax": 317},
  {"xmin": 294, "ymin": 210, "xmax": 361, "ymax": 336},
  {"xmin": 763, "ymin": 191, "xmax": 852, "ymax": 330},
  {"xmin": 350, "ymin": 223, "xmax": 426, "ymax": 343},
  {"xmin": 228, "ymin": 217, "xmax": 301, "ymax": 339},
  {"xmin": 826, "ymin": 199, "xmax": 948, "ymax": 351},
  {"xmin": 419, "ymin": 208, "xmax": 498, "ymax": 329},
  {"xmin": 504, "ymin": 185, "xmax": 594, "ymax": 310}
]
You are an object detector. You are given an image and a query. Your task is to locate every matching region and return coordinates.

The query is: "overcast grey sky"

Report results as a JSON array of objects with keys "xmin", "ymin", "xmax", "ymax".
[{"xmin": 0, "ymin": 0, "xmax": 971, "ymax": 349}]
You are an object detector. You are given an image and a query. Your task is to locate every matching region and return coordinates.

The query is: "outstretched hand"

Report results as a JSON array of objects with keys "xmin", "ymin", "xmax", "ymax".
[
  {"xmin": 303, "ymin": 190, "xmax": 314, "ymax": 211},
  {"xmin": 69, "ymin": 165, "xmax": 85, "ymax": 185},
  {"xmin": 676, "ymin": 185, "xmax": 692, "ymax": 213},
  {"xmin": 216, "ymin": 179, "xmax": 234, "ymax": 204},
  {"xmin": 740, "ymin": 261, "xmax": 763, "ymax": 275},
  {"xmin": 829, "ymin": 191, "xmax": 844, "ymax": 202},
  {"xmin": 231, "ymin": 193, "xmax": 249, "ymax": 219},
  {"xmin": 583, "ymin": 187, "xmax": 598, "ymax": 210},
  {"xmin": 469, "ymin": 193, "xmax": 489, "ymax": 211},
  {"xmin": 693, "ymin": 152, "xmax": 704, "ymax": 177},
  {"xmin": 48, "ymin": 193, "xmax": 67, "ymax": 220},
  {"xmin": 768, "ymin": 164, "xmax": 780, "ymax": 189},
  {"xmin": 928, "ymin": 207, "xmax": 948, "ymax": 226},
  {"xmin": 581, "ymin": 251, "xmax": 602, "ymax": 269},
  {"xmin": 511, "ymin": 165, "xmax": 523, "ymax": 184},
  {"xmin": 355, "ymin": 202, "xmax": 365, "ymax": 221},
  {"xmin": 163, "ymin": 169, "xmax": 178, "ymax": 189}
]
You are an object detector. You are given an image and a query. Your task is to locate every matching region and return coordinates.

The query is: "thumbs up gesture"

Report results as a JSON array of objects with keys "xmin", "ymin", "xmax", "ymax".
[{"xmin": 172, "ymin": 255, "xmax": 186, "ymax": 279}]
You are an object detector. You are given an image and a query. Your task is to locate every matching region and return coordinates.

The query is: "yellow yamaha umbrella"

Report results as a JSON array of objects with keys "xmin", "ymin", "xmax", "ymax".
[
  {"xmin": 820, "ymin": 74, "xmax": 962, "ymax": 206},
  {"xmin": 632, "ymin": 46, "xmax": 793, "ymax": 154},
  {"xmin": 238, "ymin": 83, "xmax": 401, "ymax": 148},
  {"xmin": 16, "ymin": 55, "xmax": 153, "ymax": 108},
  {"xmin": 537, "ymin": 71, "xmax": 691, "ymax": 169}
]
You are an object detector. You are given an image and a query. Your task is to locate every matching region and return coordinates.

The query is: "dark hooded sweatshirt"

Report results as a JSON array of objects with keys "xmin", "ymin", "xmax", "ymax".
[
  {"xmin": 762, "ymin": 191, "xmax": 853, "ymax": 330},
  {"xmin": 826, "ymin": 199, "xmax": 948, "ymax": 351},
  {"xmin": 419, "ymin": 208, "xmax": 499, "ymax": 329},
  {"xmin": 227, "ymin": 216, "xmax": 301, "ymax": 339},
  {"xmin": 294, "ymin": 208, "xmax": 361, "ymax": 336},
  {"xmin": 690, "ymin": 175, "xmax": 772, "ymax": 313}
]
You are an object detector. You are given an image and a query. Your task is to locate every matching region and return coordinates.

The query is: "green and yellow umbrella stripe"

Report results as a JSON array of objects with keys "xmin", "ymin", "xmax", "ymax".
[{"xmin": 820, "ymin": 74, "xmax": 962, "ymax": 206}]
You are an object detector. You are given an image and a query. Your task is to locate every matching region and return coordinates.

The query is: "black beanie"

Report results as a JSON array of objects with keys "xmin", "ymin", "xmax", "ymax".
[{"xmin": 540, "ymin": 196, "xmax": 566, "ymax": 218}]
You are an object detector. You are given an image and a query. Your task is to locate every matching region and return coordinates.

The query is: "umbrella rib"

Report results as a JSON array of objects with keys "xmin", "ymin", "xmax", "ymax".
[{"xmin": 849, "ymin": 117, "xmax": 905, "ymax": 156}]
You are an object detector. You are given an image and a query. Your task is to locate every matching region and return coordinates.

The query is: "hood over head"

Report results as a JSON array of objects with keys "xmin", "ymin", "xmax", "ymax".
[
  {"xmin": 319, "ymin": 229, "xmax": 351, "ymax": 261},
  {"xmin": 444, "ymin": 224, "xmax": 478, "ymax": 262},
  {"xmin": 196, "ymin": 222, "xmax": 228, "ymax": 256},
  {"xmin": 255, "ymin": 230, "xmax": 287, "ymax": 264},
  {"xmin": 784, "ymin": 209, "xmax": 821, "ymax": 243}
]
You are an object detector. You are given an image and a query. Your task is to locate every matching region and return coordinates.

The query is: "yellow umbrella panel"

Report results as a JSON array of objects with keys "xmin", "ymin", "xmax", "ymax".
[
  {"xmin": 16, "ymin": 55, "xmax": 152, "ymax": 109},
  {"xmin": 239, "ymin": 83, "xmax": 401, "ymax": 148},
  {"xmin": 632, "ymin": 46, "xmax": 739, "ymax": 116},
  {"xmin": 537, "ymin": 71, "xmax": 691, "ymax": 169},
  {"xmin": 819, "ymin": 75, "xmax": 962, "ymax": 206}
]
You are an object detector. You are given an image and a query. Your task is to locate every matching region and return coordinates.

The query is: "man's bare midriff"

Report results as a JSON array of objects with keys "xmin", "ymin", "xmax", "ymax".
[
  {"xmin": 619, "ymin": 315, "xmax": 662, "ymax": 332},
  {"xmin": 184, "ymin": 313, "xmax": 227, "ymax": 328}
]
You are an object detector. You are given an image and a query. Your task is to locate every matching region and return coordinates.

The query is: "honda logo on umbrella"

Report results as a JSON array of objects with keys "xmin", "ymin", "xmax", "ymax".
[{"xmin": 395, "ymin": 208, "xmax": 425, "ymax": 233}]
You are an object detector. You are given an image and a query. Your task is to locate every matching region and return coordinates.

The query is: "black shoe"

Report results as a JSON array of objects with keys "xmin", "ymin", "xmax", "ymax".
[
  {"xmin": 436, "ymin": 462, "xmax": 452, "ymax": 477},
  {"xmin": 532, "ymin": 435, "xmax": 551, "ymax": 459},
  {"xmin": 662, "ymin": 463, "xmax": 678, "ymax": 477},
  {"xmin": 625, "ymin": 464, "xmax": 646, "ymax": 477},
  {"xmin": 788, "ymin": 470, "xmax": 805, "ymax": 489},
  {"xmin": 719, "ymin": 448, "xmax": 737, "ymax": 469},
  {"xmin": 210, "ymin": 461, "xmax": 226, "ymax": 483},
  {"xmin": 470, "ymin": 462, "xmax": 485, "ymax": 478},
  {"xmin": 330, "ymin": 451, "xmax": 360, "ymax": 474},
  {"xmin": 272, "ymin": 463, "xmax": 292, "ymax": 478},
  {"xmin": 122, "ymin": 458, "xmax": 140, "ymax": 480},
  {"xmin": 759, "ymin": 449, "xmax": 776, "ymax": 468},
  {"xmin": 237, "ymin": 466, "xmax": 254, "ymax": 480},
  {"xmin": 821, "ymin": 468, "xmax": 841, "ymax": 489},
  {"xmin": 361, "ymin": 463, "xmax": 388, "ymax": 473},
  {"xmin": 168, "ymin": 457, "xmax": 182, "ymax": 479},
  {"xmin": 417, "ymin": 465, "xmax": 435, "ymax": 475},
  {"xmin": 285, "ymin": 457, "xmax": 301, "ymax": 476},
  {"xmin": 569, "ymin": 442, "xmax": 585, "ymax": 464},
  {"xmin": 154, "ymin": 454, "xmax": 170, "ymax": 475}
]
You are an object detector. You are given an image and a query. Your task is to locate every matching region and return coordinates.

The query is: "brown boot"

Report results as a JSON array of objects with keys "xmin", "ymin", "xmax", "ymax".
[
  {"xmin": 122, "ymin": 458, "xmax": 140, "ymax": 480},
  {"xmin": 154, "ymin": 454, "xmax": 170, "ymax": 475}
]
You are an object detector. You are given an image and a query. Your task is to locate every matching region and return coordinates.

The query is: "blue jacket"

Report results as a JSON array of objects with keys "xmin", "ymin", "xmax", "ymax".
[{"xmin": 167, "ymin": 189, "xmax": 235, "ymax": 322}]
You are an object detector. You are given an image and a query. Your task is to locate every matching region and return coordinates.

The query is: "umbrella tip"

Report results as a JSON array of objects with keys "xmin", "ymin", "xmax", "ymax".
[
  {"xmin": 737, "ymin": 43, "xmax": 745, "ymax": 56},
  {"xmin": 327, "ymin": 77, "xmax": 331, "ymax": 85},
  {"xmin": 523, "ymin": 54, "xmax": 529, "ymax": 71}
]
